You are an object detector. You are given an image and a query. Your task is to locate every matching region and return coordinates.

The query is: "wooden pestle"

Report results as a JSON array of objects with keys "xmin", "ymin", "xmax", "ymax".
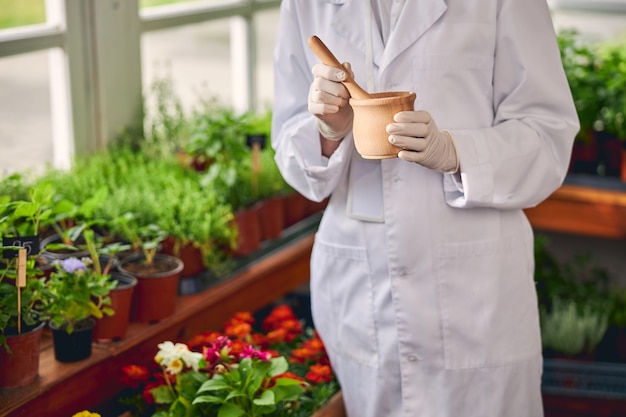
[{"xmin": 307, "ymin": 35, "xmax": 373, "ymax": 100}]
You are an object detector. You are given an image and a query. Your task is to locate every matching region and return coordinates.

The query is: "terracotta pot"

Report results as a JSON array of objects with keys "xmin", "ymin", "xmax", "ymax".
[
  {"xmin": 350, "ymin": 91, "xmax": 416, "ymax": 159},
  {"xmin": 259, "ymin": 196, "xmax": 285, "ymax": 240},
  {"xmin": 305, "ymin": 197, "xmax": 330, "ymax": 217},
  {"xmin": 118, "ymin": 254, "xmax": 184, "ymax": 323},
  {"xmin": 93, "ymin": 272, "xmax": 138, "ymax": 343},
  {"xmin": 161, "ymin": 237, "xmax": 206, "ymax": 279},
  {"xmin": 232, "ymin": 204, "xmax": 262, "ymax": 257},
  {"xmin": 283, "ymin": 192, "xmax": 307, "ymax": 227},
  {"xmin": 50, "ymin": 318, "xmax": 96, "ymax": 363},
  {"xmin": 0, "ymin": 322, "xmax": 45, "ymax": 388}
]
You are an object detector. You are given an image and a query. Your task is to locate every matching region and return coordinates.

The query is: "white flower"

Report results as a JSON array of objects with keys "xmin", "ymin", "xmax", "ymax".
[
  {"xmin": 166, "ymin": 358, "xmax": 185, "ymax": 375},
  {"xmin": 181, "ymin": 350, "xmax": 203, "ymax": 371},
  {"xmin": 155, "ymin": 341, "xmax": 202, "ymax": 372}
]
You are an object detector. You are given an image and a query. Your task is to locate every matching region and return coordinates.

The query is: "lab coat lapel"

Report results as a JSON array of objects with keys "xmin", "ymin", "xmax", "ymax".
[
  {"xmin": 381, "ymin": 0, "xmax": 447, "ymax": 70},
  {"xmin": 330, "ymin": 0, "xmax": 384, "ymax": 68}
]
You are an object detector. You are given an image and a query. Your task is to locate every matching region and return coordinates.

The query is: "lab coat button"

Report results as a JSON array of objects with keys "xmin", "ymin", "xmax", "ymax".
[
  {"xmin": 398, "ymin": 268, "xmax": 408, "ymax": 278},
  {"xmin": 408, "ymin": 355, "xmax": 418, "ymax": 362},
  {"xmin": 392, "ymin": 176, "xmax": 401, "ymax": 183}
]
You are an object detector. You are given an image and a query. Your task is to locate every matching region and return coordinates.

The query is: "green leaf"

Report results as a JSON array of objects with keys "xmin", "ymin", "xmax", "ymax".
[
  {"xmin": 192, "ymin": 394, "xmax": 224, "ymax": 405},
  {"xmin": 268, "ymin": 356, "xmax": 289, "ymax": 377},
  {"xmin": 151, "ymin": 385, "xmax": 176, "ymax": 404},
  {"xmin": 253, "ymin": 389, "xmax": 276, "ymax": 406},
  {"xmin": 197, "ymin": 376, "xmax": 231, "ymax": 393},
  {"xmin": 217, "ymin": 402, "xmax": 245, "ymax": 417},
  {"xmin": 224, "ymin": 390, "xmax": 246, "ymax": 401},
  {"xmin": 271, "ymin": 383, "xmax": 306, "ymax": 402}
]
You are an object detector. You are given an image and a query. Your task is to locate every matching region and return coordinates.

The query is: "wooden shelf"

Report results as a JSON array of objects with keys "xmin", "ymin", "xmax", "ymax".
[
  {"xmin": 525, "ymin": 177, "xmax": 626, "ymax": 239},
  {"xmin": 0, "ymin": 231, "xmax": 315, "ymax": 416}
]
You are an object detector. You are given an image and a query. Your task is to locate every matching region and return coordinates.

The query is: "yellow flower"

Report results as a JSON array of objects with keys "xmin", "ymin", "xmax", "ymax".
[{"xmin": 72, "ymin": 412, "xmax": 101, "ymax": 417}]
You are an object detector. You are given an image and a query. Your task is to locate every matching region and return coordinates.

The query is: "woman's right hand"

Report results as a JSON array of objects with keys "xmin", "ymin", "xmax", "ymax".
[{"xmin": 308, "ymin": 62, "xmax": 354, "ymax": 141}]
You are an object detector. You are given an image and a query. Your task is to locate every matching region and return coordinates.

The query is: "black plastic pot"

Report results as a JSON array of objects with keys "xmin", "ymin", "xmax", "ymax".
[{"xmin": 49, "ymin": 318, "xmax": 95, "ymax": 363}]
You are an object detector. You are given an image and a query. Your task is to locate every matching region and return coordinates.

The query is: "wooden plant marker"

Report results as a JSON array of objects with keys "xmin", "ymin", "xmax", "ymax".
[
  {"xmin": 16, "ymin": 248, "xmax": 27, "ymax": 334},
  {"xmin": 247, "ymin": 134, "xmax": 267, "ymax": 199}
]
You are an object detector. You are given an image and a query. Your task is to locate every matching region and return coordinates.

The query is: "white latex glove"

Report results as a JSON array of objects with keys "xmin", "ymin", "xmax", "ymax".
[
  {"xmin": 308, "ymin": 62, "xmax": 354, "ymax": 141},
  {"xmin": 386, "ymin": 110, "xmax": 460, "ymax": 173}
]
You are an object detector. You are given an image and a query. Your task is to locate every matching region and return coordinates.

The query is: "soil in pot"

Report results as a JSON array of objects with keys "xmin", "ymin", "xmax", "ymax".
[
  {"xmin": 118, "ymin": 254, "xmax": 184, "ymax": 323},
  {"xmin": 39, "ymin": 233, "xmax": 97, "ymax": 261},
  {"xmin": 93, "ymin": 272, "xmax": 138, "ymax": 343},
  {"xmin": 0, "ymin": 321, "xmax": 45, "ymax": 389},
  {"xmin": 50, "ymin": 317, "xmax": 96, "ymax": 363}
]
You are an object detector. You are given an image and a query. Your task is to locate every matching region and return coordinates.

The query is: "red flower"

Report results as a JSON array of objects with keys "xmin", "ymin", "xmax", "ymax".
[
  {"xmin": 187, "ymin": 331, "xmax": 223, "ymax": 352},
  {"xmin": 119, "ymin": 365, "xmax": 151, "ymax": 388},
  {"xmin": 250, "ymin": 332, "xmax": 269, "ymax": 348},
  {"xmin": 305, "ymin": 364, "xmax": 333, "ymax": 384},
  {"xmin": 262, "ymin": 305, "xmax": 297, "ymax": 331},
  {"xmin": 142, "ymin": 381, "xmax": 163, "ymax": 403}
]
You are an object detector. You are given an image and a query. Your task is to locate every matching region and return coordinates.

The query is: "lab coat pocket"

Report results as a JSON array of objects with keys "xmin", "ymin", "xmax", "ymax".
[
  {"xmin": 310, "ymin": 237, "xmax": 379, "ymax": 368},
  {"xmin": 436, "ymin": 234, "xmax": 541, "ymax": 370}
]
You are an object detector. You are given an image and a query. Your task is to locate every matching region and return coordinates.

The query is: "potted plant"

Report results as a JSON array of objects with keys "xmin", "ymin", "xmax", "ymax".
[
  {"xmin": 79, "ymin": 227, "xmax": 139, "ymax": 343},
  {"xmin": 113, "ymin": 213, "xmax": 184, "ymax": 323},
  {"xmin": 194, "ymin": 109, "xmax": 263, "ymax": 258},
  {"xmin": 0, "ymin": 182, "xmax": 52, "ymax": 388},
  {"xmin": 182, "ymin": 100, "xmax": 248, "ymax": 172},
  {"xmin": 159, "ymin": 188, "xmax": 237, "ymax": 281},
  {"xmin": 557, "ymin": 29, "xmax": 603, "ymax": 175},
  {"xmin": 35, "ymin": 246, "xmax": 117, "ymax": 362},
  {"xmin": 540, "ymin": 296, "xmax": 610, "ymax": 361},
  {"xmin": 117, "ymin": 304, "xmax": 340, "ymax": 417},
  {"xmin": 38, "ymin": 187, "xmax": 109, "ymax": 262},
  {"xmin": 593, "ymin": 39, "xmax": 626, "ymax": 179}
]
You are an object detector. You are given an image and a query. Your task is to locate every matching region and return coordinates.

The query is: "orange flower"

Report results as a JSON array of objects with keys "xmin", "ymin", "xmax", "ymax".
[
  {"xmin": 229, "ymin": 339, "xmax": 250, "ymax": 356},
  {"xmin": 119, "ymin": 365, "xmax": 151, "ymax": 388},
  {"xmin": 266, "ymin": 327, "xmax": 287, "ymax": 344},
  {"xmin": 230, "ymin": 311, "xmax": 255, "ymax": 324},
  {"xmin": 224, "ymin": 322, "xmax": 252, "ymax": 339},
  {"xmin": 305, "ymin": 364, "xmax": 333, "ymax": 384},
  {"xmin": 290, "ymin": 347, "xmax": 319, "ymax": 364}
]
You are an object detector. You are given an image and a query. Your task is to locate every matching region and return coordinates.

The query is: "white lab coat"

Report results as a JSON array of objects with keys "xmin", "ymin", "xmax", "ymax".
[{"xmin": 271, "ymin": 1, "xmax": 579, "ymax": 416}]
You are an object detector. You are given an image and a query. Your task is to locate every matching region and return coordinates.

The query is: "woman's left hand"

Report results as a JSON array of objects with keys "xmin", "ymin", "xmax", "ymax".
[{"xmin": 387, "ymin": 110, "xmax": 459, "ymax": 173}]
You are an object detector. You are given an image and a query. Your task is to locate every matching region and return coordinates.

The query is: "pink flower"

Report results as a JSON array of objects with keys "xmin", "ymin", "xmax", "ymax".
[{"xmin": 239, "ymin": 345, "xmax": 271, "ymax": 362}]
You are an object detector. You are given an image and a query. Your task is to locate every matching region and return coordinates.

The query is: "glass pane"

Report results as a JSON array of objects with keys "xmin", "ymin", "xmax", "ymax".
[
  {"xmin": 0, "ymin": 51, "xmax": 53, "ymax": 177},
  {"xmin": 0, "ymin": 0, "xmax": 46, "ymax": 29},
  {"xmin": 142, "ymin": 18, "xmax": 234, "ymax": 114},
  {"xmin": 141, "ymin": 11, "xmax": 279, "ymax": 115},
  {"xmin": 254, "ymin": 8, "xmax": 279, "ymax": 112}
]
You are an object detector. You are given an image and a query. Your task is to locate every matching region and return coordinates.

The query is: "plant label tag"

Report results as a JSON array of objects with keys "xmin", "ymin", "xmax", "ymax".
[
  {"xmin": 246, "ymin": 134, "xmax": 266, "ymax": 150},
  {"xmin": 17, "ymin": 248, "xmax": 27, "ymax": 288},
  {"xmin": 2, "ymin": 235, "xmax": 39, "ymax": 259}
]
